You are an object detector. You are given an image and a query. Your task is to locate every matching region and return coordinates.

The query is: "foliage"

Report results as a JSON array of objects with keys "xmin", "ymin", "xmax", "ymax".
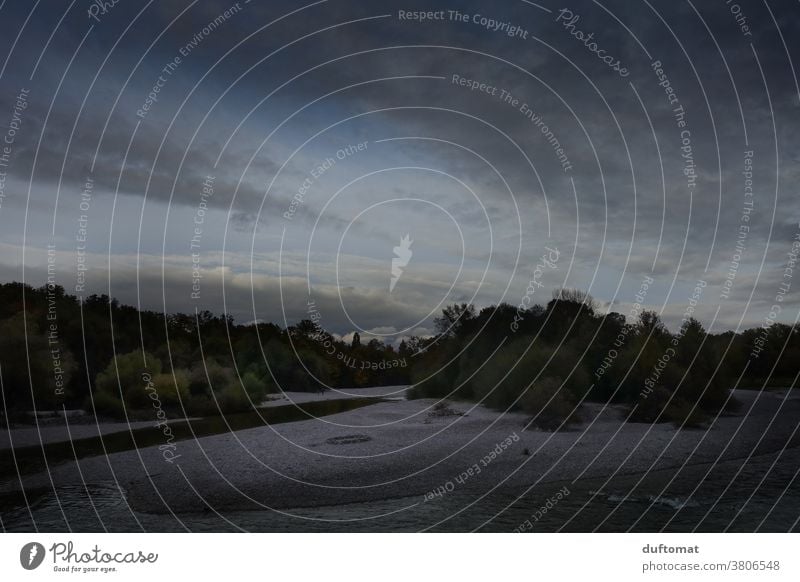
[
  {"xmin": 412, "ymin": 296, "xmax": 788, "ymax": 429},
  {"xmin": 1, "ymin": 282, "xmax": 796, "ymax": 427},
  {"xmin": 521, "ymin": 377, "xmax": 579, "ymax": 431},
  {"xmin": 0, "ymin": 313, "xmax": 77, "ymax": 411}
]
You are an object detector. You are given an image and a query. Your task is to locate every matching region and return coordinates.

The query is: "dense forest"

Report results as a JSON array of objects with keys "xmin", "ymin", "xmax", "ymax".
[
  {"xmin": 0, "ymin": 282, "xmax": 412, "ymax": 422},
  {"xmin": 0, "ymin": 282, "xmax": 797, "ymax": 428},
  {"xmin": 409, "ymin": 290, "xmax": 799, "ymax": 428}
]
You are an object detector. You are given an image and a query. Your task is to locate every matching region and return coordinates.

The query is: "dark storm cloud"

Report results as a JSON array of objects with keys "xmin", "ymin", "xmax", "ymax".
[{"xmin": 0, "ymin": 0, "xmax": 798, "ymax": 331}]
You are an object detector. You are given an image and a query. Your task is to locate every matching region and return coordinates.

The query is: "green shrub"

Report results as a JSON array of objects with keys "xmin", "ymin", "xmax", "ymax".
[
  {"xmin": 629, "ymin": 386, "xmax": 672, "ymax": 423},
  {"xmin": 629, "ymin": 387, "xmax": 708, "ymax": 427},
  {"xmin": 241, "ymin": 371, "xmax": 269, "ymax": 402},
  {"xmin": 95, "ymin": 350, "xmax": 160, "ymax": 406},
  {"xmin": 0, "ymin": 314, "xmax": 76, "ymax": 410},
  {"xmin": 198, "ymin": 358, "xmax": 236, "ymax": 392},
  {"xmin": 410, "ymin": 341, "xmax": 461, "ymax": 399},
  {"xmin": 89, "ymin": 391, "xmax": 125, "ymax": 418},
  {"xmin": 186, "ymin": 394, "xmax": 219, "ymax": 416},
  {"xmin": 151, "ymin": 369, "xmax": 190, "ymax": 407},
  {"xmin": 521, "ymin": 376, "xmax": 579, "ymax": 431},
  {"xmin": 216, "ymin": 382, "xmax": 250, "ymax": 413},
  {"xmin": 467, "ymin": 338, "xmax": 531, "ymax": 408}
]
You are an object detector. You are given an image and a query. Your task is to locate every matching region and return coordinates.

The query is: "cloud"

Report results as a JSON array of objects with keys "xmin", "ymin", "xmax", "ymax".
[{"xmin": 1, "ymin": 0, "xmax": 799, "ymax": 333}]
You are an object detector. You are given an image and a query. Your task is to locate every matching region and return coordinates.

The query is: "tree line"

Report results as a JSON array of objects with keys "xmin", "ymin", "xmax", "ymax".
[
  {"xmin": 0, "ymin": 282, "xmax": 410, "ymax": 421},
  {"xmin": 1, "ymin": 282, "xmax": 796, "ymax": 427},
  {"xmin": 408, "ymin": 290, "xmax": 799, "ymax": 429}
]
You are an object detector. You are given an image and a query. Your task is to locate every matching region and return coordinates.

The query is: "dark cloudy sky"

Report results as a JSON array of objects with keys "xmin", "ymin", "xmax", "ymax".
[{"xmin": 0, "ymin": 0, "xmax": 798, "ymax": 341}]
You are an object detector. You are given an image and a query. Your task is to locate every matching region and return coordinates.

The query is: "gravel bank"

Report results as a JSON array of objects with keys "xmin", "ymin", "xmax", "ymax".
[{"xmin": 3, "ymin": 388, "xmax": 798, "ymax": 515}]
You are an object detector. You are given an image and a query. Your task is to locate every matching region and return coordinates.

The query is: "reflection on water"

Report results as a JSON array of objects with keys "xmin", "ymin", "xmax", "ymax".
[{"xmin": 3, "ymin": 447, "xmax": 798, "ymax": 532}]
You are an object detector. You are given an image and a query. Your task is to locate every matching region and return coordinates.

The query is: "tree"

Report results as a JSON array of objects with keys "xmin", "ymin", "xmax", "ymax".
[
  {"xmin": 95, "ymin": 350, "xmax": 160, "ymax": 408},
  {"xmin": 434, "ymin": 303, "xmax": 476, "ymax": 337},
  {"xmin": 521, "ymin": 377, "xmax": 578, "ymax": 431},
  {"xmin": 552, "ymin": 288, "xmax": 596, "ymax": 309},
  {"xmin": 241, "ymin": 371, "xmax": 270, "ymax": 402},
  {"xmin": 291, "ymin": 319, "xmax": 320, "ymax": 339},
  {"xmin": 0, "ymin": 314, "xmax": 76, "ymax": 411},
  {"xmin": 637, "ymin": 310, "xmax": 667, "ymax": 337},
  {"xmin": 398, "ymin": 340, "xmax": 410, "ymax": 357}
]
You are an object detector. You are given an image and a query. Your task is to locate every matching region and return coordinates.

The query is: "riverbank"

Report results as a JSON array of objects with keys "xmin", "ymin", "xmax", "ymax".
[
  {"xmin": 0, "ymin": 385, "xmax": 399, "ymax": 450},
  {"xmin": 2, "ymin": 388, "xmax": 798, "ymax": 520}
]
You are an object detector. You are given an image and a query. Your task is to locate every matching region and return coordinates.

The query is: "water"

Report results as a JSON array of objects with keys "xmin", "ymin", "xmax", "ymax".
[
  {"xmin": 0, "ymin": 397, "xmax": 381, "ymax": 477},
  {"xmin": 3, "ymin": 447, "xmax": 798, "ymax": 532}
]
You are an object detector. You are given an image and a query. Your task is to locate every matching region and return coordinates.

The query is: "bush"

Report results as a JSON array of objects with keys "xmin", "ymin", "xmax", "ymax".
[
  {"xmin": 465, "ymin": 338, "xmax": 591, "ymax": 413},
  {"xmin": 196, "ymin": 358, "xmax": 236, "ymax": 393},
  {"xmin": 288, "ymin": 349, "xmax": 332, "ymax": 391},
  {"xmin": 521, "ymin": 377, "xmax": 579, "ymax": 431},
  {"xmin": 466, "ymin": 338, "xmax": 531, "ymax": 408},
  {"xmin": 629, "ymin": 386, "xmax": 708, "ymax": 427},
  {"xmin": 629, "ymin": 386, "xmax": 672, "ymax": 423},
  {"xmin": 185, "ymin": 394, "xmax": 219, "ymax": 417},
  {"xmin": 241, "ymin": 371, "xmax": 269, "ymax": 403},
  {"xmin": 216, "ymin": 382, "xmax": 251, "ymax": 413},
  {"xmin": 95, "ymin": 350, "xmax": 160, "ymax": 406},
  {"xmin": 410, "ymin": 341, "xmax": 461, "ymax": 399},
  {"xmin": 0, "ymin": 314, "xmax": 76, "ymax": 410},
  {"xmin": 150, "ymin": 369, "xmax": 190, "ymax": 407},
  {"xmin": 89, "ymin": 391, "xmax": 125, "ymax": 418}
]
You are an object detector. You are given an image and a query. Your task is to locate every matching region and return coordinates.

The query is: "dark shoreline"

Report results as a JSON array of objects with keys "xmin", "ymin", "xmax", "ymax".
[{"xmin": 0, "ymin": 396, "xmax": 384, "ymax": 477}]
